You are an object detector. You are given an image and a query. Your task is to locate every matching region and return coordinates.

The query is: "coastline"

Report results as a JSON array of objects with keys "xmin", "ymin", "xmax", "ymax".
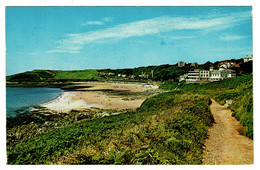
[
  {"xmin": 39, "ymin": 91, "xmax": 104, "ymax": 112},
  {"xmin": 6, "ymin": 82, "xmax": 161, "ymax": 146},
  {"xmin": 38, "ymin": 82, "xmax": 161, "ymax": 113}
]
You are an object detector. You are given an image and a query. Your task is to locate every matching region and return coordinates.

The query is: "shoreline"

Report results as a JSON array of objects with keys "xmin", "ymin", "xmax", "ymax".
[
  {"xmin": 6, "ymin": 87, "xmax": 64, "ymax": 118},
  {"xmin": 6, "ymin": 82, "xmax": 161, "ymax": 146},
  {"xmin": 39, "ymin": 91, "xmax": 104, "ymax": 112},
  {"xmin": 38, "ymin": 82, "xmax": 160, "ymax": 113}
]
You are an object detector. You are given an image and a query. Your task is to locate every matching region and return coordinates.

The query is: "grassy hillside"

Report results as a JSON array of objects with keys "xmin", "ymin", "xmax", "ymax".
[
  {"xmin": 7, "ymin": 92, "xmax": 214, "ymax": 165},
  {"xmin": 6, "ymin": 70, "xmax": 56, "ymax": 82},
  {"xmin": 7, "ymin": 70, "xmax": 101, "ymax": 82},
  {"xmin": 53, "ymin": 70, "xmax": 100, "ymax": 80},
  {"xmin": 161, "ymin": 74, "xmax": 253, "ymax": 138}
]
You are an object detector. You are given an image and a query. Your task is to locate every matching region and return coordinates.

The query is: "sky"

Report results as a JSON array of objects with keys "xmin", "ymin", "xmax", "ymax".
[{"xmin": 6, "ymin": 6, "xmax": 252, "ymax": 76}]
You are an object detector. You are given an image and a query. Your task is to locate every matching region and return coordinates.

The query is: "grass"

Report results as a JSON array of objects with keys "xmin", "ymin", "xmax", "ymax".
[
  {"xmin": 53, "ymin": 70, "xmax": 101, "ymax": 80},
  {"xmin": 6, "ymin": 70, "xmax": 102, "ymax": 82},
  {"xmin": 161, "ymin": 74, "xmax": 253, "ymax": 139},
  {"xmin": 6, "ymin": 70, "xmax": 55, "ymax": 82},
  {"xmin": 7, "ymin": 92, "xmax": 214, "ymax": 165}
]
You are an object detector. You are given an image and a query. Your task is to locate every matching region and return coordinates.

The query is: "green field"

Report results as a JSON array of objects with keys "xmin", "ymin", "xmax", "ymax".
[{"xmin": 53, "ymin": 70, "xmax": 100, "ymax": 80}]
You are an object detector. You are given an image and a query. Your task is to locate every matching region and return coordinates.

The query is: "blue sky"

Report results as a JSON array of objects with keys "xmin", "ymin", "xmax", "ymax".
[{"xmin": 6, "ymin": 6, "xmax": 252, "ymax": 75}]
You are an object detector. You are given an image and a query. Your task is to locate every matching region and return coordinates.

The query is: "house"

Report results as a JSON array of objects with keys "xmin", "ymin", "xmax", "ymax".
[
  {"xmin": 210, "ymin": 69, "xmax": 222, "ymax": 81},
  {"xmin": 98, "ymin": 72, "xmax": 115, "ymax": 77},
  {"xmin": 129, "ymin": 75, "xmax": 135, "ymax": 79},
  {"xmin": 190, "ymin": 62, "xmax": 199, "ymax": 67},
  {"xmin": 178, "ymin": 61, "xmax": 186, "ymax": 67},
  {"xmin": 234, "ymin": 64, "xmax": 240, "ymax": 68},
  {"xmin": 108, "ymin": 72, "xmax": 115, "ymax": 76},
  {"xmin": 139, "ymin": 72, "xmax": 149, "ymax": 79},
  {"xmin": 218, "ymin": 61, "xmax": 239, "ymax": 69},
  {"xmin": 179, "ymin": 74, "xmax": 188, "ymax": 82},
  {"xmin": 181, "ymin": 67, "xmax": 236, "ymax": 83},
  {"xmin": 222, "ymin": 69, "xmax": 236, "ymax": 79},
  {"xmin": 244, "ymin": 55, "xmax": 253, "ymax": 63},
  {"xmin": 185, "ymin": 69, "xmax": 200, "ymax": 82},
  {"xmin": 199, "ymin": 70, "xmax": 211, "ymax": 81}
]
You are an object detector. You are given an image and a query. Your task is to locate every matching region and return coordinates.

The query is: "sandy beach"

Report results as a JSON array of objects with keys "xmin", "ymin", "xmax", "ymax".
[{"xmin": 41, "ymin": 82, "xmax": 159, "ymax": 112}]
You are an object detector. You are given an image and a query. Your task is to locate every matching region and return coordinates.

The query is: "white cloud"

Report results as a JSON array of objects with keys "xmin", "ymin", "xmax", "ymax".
[
  {"xmin": 169, "ymin": 36, "xmax": 196, "ymax": 40},
  {"xmin": 46, "ymin": 50, "xmax": 80, "ymax": 54},
  {"xmin": 81, "ymin": 21, "xmax": 104, "ymax": 26},
  {"xmin": 81, "ymin": 17, "xmax": 114, "ymax": 26},
  {"xmin": 104, "ymin": 17, "xmax": 114, "ymax": 22},
  {"xmin": 49, "ymin": 11, "xmax": 251, "ymax": 53},
  {"xmin": 219, "ymin": 35, "xmax": 247, "ymax": 41}
]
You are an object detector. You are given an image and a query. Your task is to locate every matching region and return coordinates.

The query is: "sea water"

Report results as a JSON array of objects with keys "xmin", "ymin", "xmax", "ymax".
[{"xmin": 6, "ymin": 87, "xmax": 63, "ymax": 118}]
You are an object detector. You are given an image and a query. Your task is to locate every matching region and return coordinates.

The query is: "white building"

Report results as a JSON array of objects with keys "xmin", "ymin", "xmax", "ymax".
[
  {"xmin": 244, "ymin": 55, "xmax": 253, "ymax": 63},
  {"xmin": 223, "ymin": 69, "xmax": 236, "ymax": 79},
  {"xmin": 218, "ymin": 61, "xmax": 239, "ymax": 69},
  {"xmin": 210, "ymin": 70, "xmax": 222, "ymax": 81},
  {"xmin": 181, "ymin": 67, "xmax": 236, "ymax": 83},
  {"xmin": 185, "ymin": 69, "xmax": 200, "ymax": 82},
  {"xmin": 179, "ymin": 74, "xmax": 188, "ymax": 82},
  {"xmin": 200, "ymin": 70, "xmax": 211, "ymax": 81}
]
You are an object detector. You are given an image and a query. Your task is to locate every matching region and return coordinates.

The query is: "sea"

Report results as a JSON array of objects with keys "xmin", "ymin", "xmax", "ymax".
[{"xmin": 6, "ymin": 87, "xmax": 63, "ymax": 118}]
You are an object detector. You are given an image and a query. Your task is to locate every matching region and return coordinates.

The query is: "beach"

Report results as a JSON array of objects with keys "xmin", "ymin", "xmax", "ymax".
[
  {"xmin": 7, "ymin": 82, "xmax": 161, "ymax": 146},
  {"xmin": 40, "ymin": 82, "xmax": 160, "ymax": 112}
]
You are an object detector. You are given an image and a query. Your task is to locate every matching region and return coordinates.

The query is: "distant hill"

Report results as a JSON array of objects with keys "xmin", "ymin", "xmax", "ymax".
[
  {"xmin": 6, "ymin": 70, "xmax": 101, "ymax": 82},
  {"xmin": 6, "ymin": 58, "xmax": 252, "ymax": 83},
  {"xmin": 6, "ymin": 70, "xmax": 56, "ymax": 82},
  {"xmin": 99, "ymin": 58, "xmax": 252, "ymax": 81}
]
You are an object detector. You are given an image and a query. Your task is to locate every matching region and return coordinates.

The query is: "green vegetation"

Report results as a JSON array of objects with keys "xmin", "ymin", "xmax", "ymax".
[
  {"xmin": 99, "ymin": 58, "xmax": 252, "ymax": 81},
  {"xmin": 6, "ymin": 70, "xmax": 56, "ymax": 82},
  {"xmin": 7, "ymin": 70, "xmax": 101, "ymax": 82},
  {"xmin": 6, "ymin": 58, "xmax": 252, "ymax": 83},
  {"xmin": 6, "ymin": 58, "xmax": 253, "ymax": 164},
  {"xmin": 7, "ymin": 92, "xmax": 214, "ymax": 165},
  {"xmin": 100, "ymin": 64, "xmax": 190, "ymax": 81},
  {"xmin": 53, "ymin": 70, "xmax": 100, "ymax": 80},
  {"xmin": 161, "ymin": 74, "xmax": 253, "ymax": 139}
]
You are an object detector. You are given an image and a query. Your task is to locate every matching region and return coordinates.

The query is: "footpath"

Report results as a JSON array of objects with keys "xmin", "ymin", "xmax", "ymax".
[{"xmin": 202, "ymin": 100, "xmax": 253, "ymax": 165}]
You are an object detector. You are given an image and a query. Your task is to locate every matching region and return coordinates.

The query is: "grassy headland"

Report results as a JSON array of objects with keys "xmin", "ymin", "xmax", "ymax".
[
  {"xmin": 6, "ymin": 70, "xmax": 101, "ymax": 83},
  {"xmin": 7, "ymin": 92, "xmax": 214, "ymax": 165}
]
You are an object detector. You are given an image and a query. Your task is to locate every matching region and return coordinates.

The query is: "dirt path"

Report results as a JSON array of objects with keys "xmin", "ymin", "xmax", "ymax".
[{"xmin": 202, "ymin": 99, "xmax": 253, "ymax": 165}]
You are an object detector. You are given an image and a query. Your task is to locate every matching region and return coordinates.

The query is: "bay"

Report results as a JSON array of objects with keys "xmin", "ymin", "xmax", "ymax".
[{"xmin": 6, "ymin": 87, "xmax": 63, "ymax": 117}]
